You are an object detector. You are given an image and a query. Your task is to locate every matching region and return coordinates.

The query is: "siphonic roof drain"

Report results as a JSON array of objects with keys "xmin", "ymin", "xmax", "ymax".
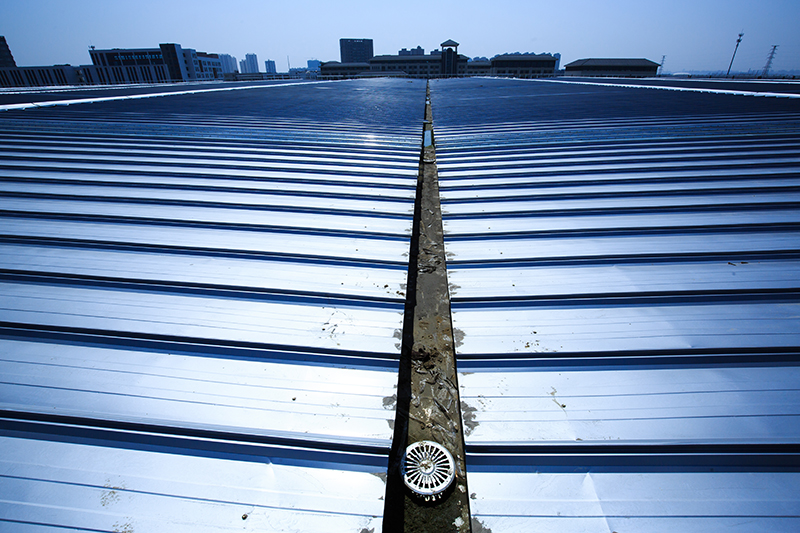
[{"xmin": 402, "ymin": 440, "xmax": 455, "ymax": 502}]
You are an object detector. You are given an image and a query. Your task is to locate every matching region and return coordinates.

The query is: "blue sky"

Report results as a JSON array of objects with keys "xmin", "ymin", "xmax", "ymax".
[{"xmin": 1, "ymin": 0, "xmax": 798, "ymax": 74}]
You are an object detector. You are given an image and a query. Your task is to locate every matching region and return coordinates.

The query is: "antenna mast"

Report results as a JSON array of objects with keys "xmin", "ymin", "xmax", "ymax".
[
  {"xmin": 726, "ymin": 32, "xmax": 744, "ymax": 77},
  {"xmin": 659, "ymin": 55, "xmax": 666, "ymax": 76},
  {"xmin": 762, "ymin": 45, "xmax": 778, "ymax": 78}
]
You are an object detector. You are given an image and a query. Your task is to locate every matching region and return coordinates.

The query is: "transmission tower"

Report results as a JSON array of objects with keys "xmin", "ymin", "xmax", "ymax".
[
  {"xmin": 762, "ymin": 45, "xmax": 778, "ymax": 78},
  {"xmin": 659, "ymin": 55, "xmax": 666, "ymax": 76},
  {"xmin": 726, "ymin": 32, "xmax": 744, "ymax": 77}
]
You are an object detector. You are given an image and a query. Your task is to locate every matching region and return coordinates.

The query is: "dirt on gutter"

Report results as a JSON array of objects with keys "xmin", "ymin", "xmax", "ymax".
[{"xmin": 383, "ymin": 83, "xmax": 472, "ymax": 533}]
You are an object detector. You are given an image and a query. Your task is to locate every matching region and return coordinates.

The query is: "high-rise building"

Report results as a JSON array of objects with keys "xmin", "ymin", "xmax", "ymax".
[
  {"xmin": 219, "ymin": 54, "xmax": 238, "ymax": 74},
  {"xmin": 264, "ymin": 59, "xmax": 277, "ymax": 74},
  {"xmin": 399, "ymin": 46, "xmax": 424, "ymax": 56},
  {"xmin": 339, "ymin": 38, "xmax": 373, "ymax": 63},
  {"xmin": 0, "ymin": 36, "xmax": 16, "ymax": 68},
  {"xmin": 240, "ymin": 53, "xmax": 258, "ymax": 74}
]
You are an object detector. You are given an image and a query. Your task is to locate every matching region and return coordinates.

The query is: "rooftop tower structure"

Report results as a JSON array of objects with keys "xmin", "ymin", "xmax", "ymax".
[{"xmin": 440, "ymin": 39, "xmax": 459, "ymax": 77}]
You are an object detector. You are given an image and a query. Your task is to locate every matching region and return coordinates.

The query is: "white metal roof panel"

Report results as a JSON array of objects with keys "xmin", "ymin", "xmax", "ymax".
[
  {"xmin": 431, "ymin": 77, "xmax": 800, "ymax": 531},
  {"xmin": 0, "ymin": 78, "xmax": 426, "ymax": 532},
  {"xmin": 467, "ymin": 472, "xmax": 800, "ymax": 532},
  {"xmin": 1, "ymin": 436, "xmax": 386, "ymax": 533}
]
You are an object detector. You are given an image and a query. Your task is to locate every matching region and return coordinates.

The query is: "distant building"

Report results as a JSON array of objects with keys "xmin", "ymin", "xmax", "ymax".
[
  {"xmin": 564, "ymin": 58, "xmax": 660, "ymax": 77},
  {"xmin": 219, "ymin": 54, "xmax": 238, "ymax": 74},
  {"xmin": 264, "ymin": 59, "xmax": 277, "ymax": 74},
  {"xmin": 399, "ymin": 46, "xmax": 424, "ymax": 56},
  {"xmin": 323, "ymin": 39, "xmax": 468, "ymax": 79},
  {"xmin": 240, "ymin": 53, "xmax": 259, "ymax": 74},
  {"xmin": 1, "ymin": 42, "xmax": 224, "ymax": 88},
  {"xmin": 340, "ymin": 38, "xmax": 374, "ymax": 63},
  {"xmin": 440, "ymin": 39, "xmax": 460, "ymax": 77},
  {"xmin": 466, "ymin": 60, "xmax": 491, "ymax": 76},
  {"xmin": 491, "ymin": 53, "xmax": 558, "ymax": 78},
  {"xmin": 0, "ymin": 64, "xmax": 80, "ymax": 87},
  {"xmin": 321, "ymin": 39, "xmax": 559, "ymax": 80},
  {"xmin": 87, "ymin": 43, "xmax": 223, "ymax": 83},
  {"xmin": 307, "ymin": 60, "xmax": 321, "ymax": 71},
  {"xmin": 196, "ymin": 52, "xmax": 222, "ymax": 80},
  {"xmin": 88, "ymin": 45, "xmax": 175, "ymax": 82},
  {"xmin": 289, "ymin": 67, "xmax": 317, "ymax": 79},
  {"xmin": 318, "ymin": 62, "xmax": 372, "ymax": 78},
  {"xmin": 0, "ymin": 36, "xmax": 16, "ymax": 68},
  {"xmin": 365, "ymin": 54, "xmax": 445, "ymax": 77}
]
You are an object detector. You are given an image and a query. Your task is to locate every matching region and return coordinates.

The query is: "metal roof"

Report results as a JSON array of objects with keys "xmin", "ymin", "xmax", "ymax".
[
  {"xmin": 430, "ymin": 77, "xmax": 800, "ymax": 531},
  {"xmin": 0, "ymin": 78, "xmax": 426, "ymax": 532},
  {"xmin": 4, "ymin": 74, "xmax": 800, "ymax": 530}
]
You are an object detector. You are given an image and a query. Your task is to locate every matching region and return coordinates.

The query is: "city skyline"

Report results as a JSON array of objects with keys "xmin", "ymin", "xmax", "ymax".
[{"xmin": 1, "ymin": 0, "xmax": 799, "ymax": 75}]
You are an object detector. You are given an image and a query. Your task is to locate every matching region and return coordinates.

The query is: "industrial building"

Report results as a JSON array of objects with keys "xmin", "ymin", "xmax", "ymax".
[
  {"xmin": 565, "ymin": 57, "xmax": 661, "ymax": 77},
  {"xmin": 487, "ymin": 53, "xmax": 559, "ymax": 77},
  {"xmin": 1, "ymin": 75, "xmax": 800, "ymax": 532}
]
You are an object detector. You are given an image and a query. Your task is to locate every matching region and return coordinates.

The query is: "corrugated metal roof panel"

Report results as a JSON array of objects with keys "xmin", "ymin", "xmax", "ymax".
[
  {"xmin": 0, "ymin": 78, "xmax": 426, "ymax": 532},
  {"xmin": 431, "ymin": 77, "xmax": 800, "ymax": 530}
]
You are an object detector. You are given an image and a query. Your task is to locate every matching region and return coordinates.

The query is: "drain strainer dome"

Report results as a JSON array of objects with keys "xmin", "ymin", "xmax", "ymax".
[{"xmin": 403, "ymin": 440, "xmax": 455, "ymax": 501}]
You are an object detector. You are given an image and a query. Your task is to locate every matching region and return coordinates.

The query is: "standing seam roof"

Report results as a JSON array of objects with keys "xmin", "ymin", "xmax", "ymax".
[
  {"xmin": 431, "ymin": 77, "xmax": 800, "ymax": 532},
  {"xmin": 0, "ymin": 78, "xmax": 426, "ymax": 532}
]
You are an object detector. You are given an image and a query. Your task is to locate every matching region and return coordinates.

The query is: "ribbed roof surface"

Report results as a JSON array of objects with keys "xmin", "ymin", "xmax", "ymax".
[
  {"xmin": 430, "ymin": 77, "xmax": 800, "ymax": 531},
  {"xmin": 0, "ymin": 78, "xmax": 425, "ymax": 532}
]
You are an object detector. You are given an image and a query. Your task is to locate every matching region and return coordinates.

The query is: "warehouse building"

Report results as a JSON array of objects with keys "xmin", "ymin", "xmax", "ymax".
[{"xmin": 565, "ymin": 57, "xmax": 661, "ymax": 77}]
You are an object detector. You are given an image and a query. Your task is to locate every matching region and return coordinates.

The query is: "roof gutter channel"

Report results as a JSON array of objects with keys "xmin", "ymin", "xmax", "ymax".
[{"xmin": 383, "ymin": 82, "xmax": 473, "ymax": 533}]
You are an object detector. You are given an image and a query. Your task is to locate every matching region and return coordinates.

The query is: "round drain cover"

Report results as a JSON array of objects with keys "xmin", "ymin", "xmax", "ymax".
[{"xmin": 403, "ymin": 440, "xmax": 455, "ymax": 501}]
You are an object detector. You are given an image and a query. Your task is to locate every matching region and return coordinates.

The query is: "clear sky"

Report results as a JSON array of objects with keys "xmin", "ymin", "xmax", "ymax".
[{"xmin": 1, "ymin": 0, "xmax": 798, "ymax": 74}]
